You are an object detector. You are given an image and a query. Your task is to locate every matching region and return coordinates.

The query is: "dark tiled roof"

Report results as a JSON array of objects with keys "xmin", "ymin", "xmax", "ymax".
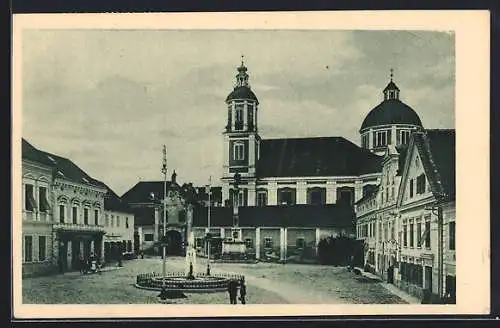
[
  {"xmin": 396, "ymin": 145, "xmax": 409, "ymax": 176},
  {"xmin": 360, "ymin": 99, "xmax": 423, "ymax": 131},
  {"xmin": 193, "ymin": 204, "xmax": 355, "ymax": 228},
  {"xmin": 194, "ymin": 186, "xmax": 223, "ymax": 204},
  {"xmin": 225, "ymin": 86, "xmax": 259, "ymax": 104},
  {"xmin": 414, "ymin": 129, "xmax": 455, "ymax": 200},
  {"xmin": 103, "ymin": 184, "xmax": 133, "ymax": 213},
  {"xmin": 22, "ymin": 138, "xmax": 106, "ymax": 189},
  {"xmin": 128, "ymin": 206, "xmax": 156, "ymax": 226},
  {"xmin": 256, "ymin": 137, "xmax": 382, "ymax": 178},
  {"xmin": 121, "ymin": 181, "xmax": 179, "ymax": 204}
]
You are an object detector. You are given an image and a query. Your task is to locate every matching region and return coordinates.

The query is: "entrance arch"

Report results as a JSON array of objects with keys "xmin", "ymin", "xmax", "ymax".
[{"xmin": 165, "ymin": 230, "xmax": 183, "ymax": 255}]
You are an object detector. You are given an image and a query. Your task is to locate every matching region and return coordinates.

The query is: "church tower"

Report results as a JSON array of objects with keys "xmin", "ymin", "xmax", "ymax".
[
  {"xmin": 360, "ymin": 69, "xmax": 423, "ymax": 155},
  {"xmin": 221, "ymin": 57, "xmax": 260, "ymax": 206}
]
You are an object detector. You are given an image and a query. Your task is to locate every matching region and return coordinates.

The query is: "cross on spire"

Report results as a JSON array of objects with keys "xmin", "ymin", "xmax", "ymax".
[
  {"xmin": 241, "ymin": 55, "xmax": 245, "ymax": 66},
  {"xmin": 390, "ymin": 68, "xmax": 394, "ymax": 82}
]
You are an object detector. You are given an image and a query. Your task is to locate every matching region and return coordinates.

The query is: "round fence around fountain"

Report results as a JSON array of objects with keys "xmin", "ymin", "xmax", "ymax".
[{"xmin": 135, "ymin": 272, "xmax": 244, "ymax": 293}]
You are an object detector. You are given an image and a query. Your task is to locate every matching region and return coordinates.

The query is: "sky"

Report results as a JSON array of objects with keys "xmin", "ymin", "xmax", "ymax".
[{"xmin": 21, "ymin": 29, "xmax": 455, "ymax": 196}]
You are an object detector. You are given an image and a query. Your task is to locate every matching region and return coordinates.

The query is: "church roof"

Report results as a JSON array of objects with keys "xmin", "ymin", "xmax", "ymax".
[
  {"xmin": 121, "ymin": 181, "xmax": 180, "ymax": 204},
  {"xmin": 256, "ymin": 137, "xmax": 382, "ymax": 178},
  {"xmin": 413, "ymin": 129, "xmax": 455, "ymax": 200},
  {"xmin": 193, "ymin": 203, "xmax": 355, "ymax": 228},
  {"xmin": 22, "ymin": 138, "xmax": 106, "ymax": 189},
  {"xmin": 225, "ymin": 86, "xmax": 259, "ymax": 104},
  {"xmin": 103, "ymin": 184, "xmax": 133, "ymax": 213},
  {"xmin": 360, "ymin": 99, "xmax": 423, "ymax": 131}
]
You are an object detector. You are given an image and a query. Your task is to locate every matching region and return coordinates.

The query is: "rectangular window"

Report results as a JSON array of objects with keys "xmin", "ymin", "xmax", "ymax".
[
  {"xmin": 257, "ymin": 191, "xmax": 268, "ymax": 206},
  {"xmin": 39, "ymin": 187, "xmax": 49, "ymax": 212},
  {"xmin": 417, "ymin": 222, "xmax": 422, "ymax": 247},
  {"xmin": 245, "ymin": 238, "xmax": 253, "ymax": 249},
  {"xmin": 38, "ymin": 236, "xmax": 46, "ymax": 261},
  {"xmin": 449, "ymin": 221, "xmax": 455, "ymax": 250},
  {"xmin": 25, "ymin": 184, "xmax": 36, "ymax": 212},
  {"xmin": 400, "ymin": 130, "xmax": 411, "ymax": 145},
  {"xmin": 375, "ymin": 131, "xmax": 388, "ymax": 147},
  {"xmin": 233, "ymin": 143, "xmax": 245, "ymax": 160},
  {"xmin": 425, "ymin": 221, "xmax": 431, "ymax": 248},
  {"xmin": 24, "ymin": 235, "xmax": 33, "ymax": 262},
  {"xmin": 72, "ymin": 207, "xmax": 78, "ymax": 224},
  {"xmin": 94, "ymin": 209, "xmax": 99, "ymax": 225},
  {"xmin": 144, "ymin": 234, "xmax": 154, "ymax": 241},
  {"xmin": 409, "ymin": 179, "xmax": 414, "ymax": 198},
  {"xmin": 105, "ymin": 214, "xmax": 109, "ymax": 227},
  {"xmin": 264, "ymin": 237, "xmax": 273, "ymax": 249},
  {"xmin": 126, "ymin": 217, "xmax": 129, "ymax": 228},
  {"xmin": 416, "ymin": 174, "xmax": 426, "ymax": 194},
  {"xmin": 235, "ymin": 104, "xmax": 244, "ymax": 130},
  {"xmin": 117, "ymin": 216, "xmax": 120, "ymax": 227},
  {"xmin": 111, "ymin": 215, "xmax": 114, "ymax": 227},
  {"xmin": 59, "ymin": 205, "xmax": 65, "ymax": 223},
  {"xmin": 410, "ymin": 223, "xmax": 414, "ymax": 247},
  {"xmin": 403, "ymin": 225, "xmax": 408, "ymax": 247},
  {"xmin": 278, "ymin": 189, "xmax": 295, "ymax": 205},
  {"xmin": 308, "ymin": 188, "xmax": 325, "ymax": 205},
  {"xmin": 232, "ymin": 230, "xmax": 240, "ymax": 239},
  {"xmin": 296, "ymin": 237, "xmax": 305, "ymax": 249},
  {"xmin": 83, "ymin": 208, "xmax": 89, "ymax": 225}
]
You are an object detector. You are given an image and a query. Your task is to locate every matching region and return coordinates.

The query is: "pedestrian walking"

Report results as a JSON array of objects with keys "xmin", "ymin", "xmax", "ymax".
[
  {"xmin": 238, "ymin": 278, "xmax": 246, "ymax": 304},
  {"xmin": 79, "ymin": 255, "xmax": 85, "ymax": 274},
  {"xmin": 227, "ymin": 279, "xmax": 238, "ymax": 304}
]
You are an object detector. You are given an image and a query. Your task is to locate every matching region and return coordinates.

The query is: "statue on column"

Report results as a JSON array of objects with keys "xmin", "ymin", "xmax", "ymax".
[{"xmin": 182, "ymin": 183, "xmax": 197, "ymax": 280}]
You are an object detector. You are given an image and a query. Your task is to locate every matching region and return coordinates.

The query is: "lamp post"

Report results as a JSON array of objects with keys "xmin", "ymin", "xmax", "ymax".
[
  {"xmin": 206, "ymin": 176, "xmax": 212, "ymax": 275},
  {"xmin": 161, "ymin": 145, "xmax": 167, "ymax": 287}
]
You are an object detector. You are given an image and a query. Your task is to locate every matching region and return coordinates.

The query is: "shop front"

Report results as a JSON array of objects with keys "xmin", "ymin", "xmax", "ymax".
[{"xmin": 54, "ymin": 224, "xmax": 105, "ymax": 273}]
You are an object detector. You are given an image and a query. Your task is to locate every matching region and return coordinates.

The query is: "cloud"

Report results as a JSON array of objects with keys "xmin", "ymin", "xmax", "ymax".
[{"xmin": 21, "ymin": 29, "xmax": 454, "ymax": 195}]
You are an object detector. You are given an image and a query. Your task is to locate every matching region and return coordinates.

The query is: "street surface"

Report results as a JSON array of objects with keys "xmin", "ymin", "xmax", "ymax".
[{"xmin": 23, "ymin": 256, "xmax": 408, "ymax": 304}]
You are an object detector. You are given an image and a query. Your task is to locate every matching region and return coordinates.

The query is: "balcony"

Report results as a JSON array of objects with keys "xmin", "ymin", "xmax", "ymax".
[{"xmin": 53, "ymin": 222, "xmax": 106, "ymax": 233}]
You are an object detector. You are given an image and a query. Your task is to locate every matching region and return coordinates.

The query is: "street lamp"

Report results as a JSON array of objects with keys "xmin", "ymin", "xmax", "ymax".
[
  {"xmin": 206, "ymin": 176, "xmax": 212, "ymax": 275},
  {"xmin": 161, "ymin": 145, "xmax": 167, "ymax": 288}
]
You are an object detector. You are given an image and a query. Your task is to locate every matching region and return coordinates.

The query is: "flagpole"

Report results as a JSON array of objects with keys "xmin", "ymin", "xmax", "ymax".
[
  {"xmin": 161, "ymin": 145, "xmax": 167, "ymax": 287},
  {"xmin": 206, "ymin": 176, "xmax": 211, "ymax": 275}
]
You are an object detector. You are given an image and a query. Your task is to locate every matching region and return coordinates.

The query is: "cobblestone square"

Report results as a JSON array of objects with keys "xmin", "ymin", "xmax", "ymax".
[{"xmin": 23, "ymin": 257, "xmax": 410, "ymax": 304}]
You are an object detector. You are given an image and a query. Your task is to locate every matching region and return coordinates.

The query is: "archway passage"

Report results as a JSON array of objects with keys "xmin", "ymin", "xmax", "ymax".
[{"xmin": 165, "ymin": 230, "xmax": 183, "ymax": 255}]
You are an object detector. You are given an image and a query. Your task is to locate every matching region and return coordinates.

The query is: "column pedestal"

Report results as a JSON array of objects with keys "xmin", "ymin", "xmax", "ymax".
[{"xmin": 255, "ymin": 228, "xmax": 261, "ymax": 260}]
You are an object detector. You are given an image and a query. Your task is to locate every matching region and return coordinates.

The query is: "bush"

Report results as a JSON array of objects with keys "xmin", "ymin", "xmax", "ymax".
[{"xmin": 317, "ymin": 235, "xmax": 363, "ymax": 266}]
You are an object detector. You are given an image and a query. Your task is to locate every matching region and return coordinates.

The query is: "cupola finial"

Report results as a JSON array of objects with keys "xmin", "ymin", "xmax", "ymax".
[
  {"xmin": 235, "ymin": 56, "xmax": 250, "ymax": 88},
  {"xmin": 383, "ymin": 68, "xmax": 400, "ymax": 100},
  {"xmin": 390, "ymin": 68, "xmax": 394, "ymax": 82}
]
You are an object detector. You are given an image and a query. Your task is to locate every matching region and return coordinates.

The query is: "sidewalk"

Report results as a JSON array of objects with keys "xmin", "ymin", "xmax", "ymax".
[{"xmin": 354, "ymin": 267, "xmax": 420, "ymax": 304}]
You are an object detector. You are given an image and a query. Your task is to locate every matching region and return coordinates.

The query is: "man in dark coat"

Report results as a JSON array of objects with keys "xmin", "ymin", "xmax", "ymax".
[
  {"xmin": 228, "ymin": 279, "xmax": 238, "ymax": 304},
  {"xmin": 238, "ymin": 278, "xmax": 247, "ymax": 304}
]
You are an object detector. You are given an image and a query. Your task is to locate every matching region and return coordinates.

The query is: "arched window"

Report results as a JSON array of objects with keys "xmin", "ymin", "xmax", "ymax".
[{"xmin": 307, "ymin": 187, "xmax": 326, "ymax": 205}]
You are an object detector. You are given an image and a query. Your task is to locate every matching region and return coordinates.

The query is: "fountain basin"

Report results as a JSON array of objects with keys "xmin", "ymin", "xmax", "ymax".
[{"xmin": 135, "ymin": 272, "xmax": 244, "ymax": 292}]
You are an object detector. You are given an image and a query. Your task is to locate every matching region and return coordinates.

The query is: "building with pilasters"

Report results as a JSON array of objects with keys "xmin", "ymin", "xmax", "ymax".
[
  {"xmin": 356, "ymin": 129, "xmax": 455, "ymax": 302},
  {"xmin": 22, "ymin": 139, "xmax": 108, "ymax": 276}
]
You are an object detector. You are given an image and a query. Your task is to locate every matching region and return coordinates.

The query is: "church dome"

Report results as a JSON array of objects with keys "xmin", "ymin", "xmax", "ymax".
[
  {"xmin": 360, "ymin": 74, "xmax": 422, "ymax": 131},
  {"xmin": 360, "ymin": 99, "xmax": 422, "ymax": 131},
  {"xmin": 226, "ymin": 86, "xmax": 259, "ymax": 103}
]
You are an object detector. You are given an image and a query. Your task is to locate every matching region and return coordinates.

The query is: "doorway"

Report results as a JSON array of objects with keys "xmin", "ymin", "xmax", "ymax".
[
  {"xmin": 425, "ymin": 266, "xmax": 433, "ymax": 292},
  {"xmin": 165, "ymin": 230, "xmax": 183, "ymax": 255}
]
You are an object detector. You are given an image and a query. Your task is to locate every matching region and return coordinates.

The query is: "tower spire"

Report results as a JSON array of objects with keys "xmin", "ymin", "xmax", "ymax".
[
  {"xmin": 390, "ymin": 68, "xmax": 394, "ymax": 82},
  {"xmin": 235, "ymin": 56, "xmax": 249, "ymax": 88}
]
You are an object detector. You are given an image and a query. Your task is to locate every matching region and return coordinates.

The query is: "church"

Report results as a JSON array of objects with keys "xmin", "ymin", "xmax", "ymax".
[{"xmin": 123, "ymin": 59, "xmax": 426, "ymax": 263}]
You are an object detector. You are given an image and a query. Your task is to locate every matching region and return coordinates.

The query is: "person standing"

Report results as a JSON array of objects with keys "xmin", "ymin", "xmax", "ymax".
[
  {"xmin": 228, "ymin": 279, "xmax": 238, "ymax": 304},
  {"xmin": 239, "ymin": 278, "xmax": 246, "ymax": 304}
]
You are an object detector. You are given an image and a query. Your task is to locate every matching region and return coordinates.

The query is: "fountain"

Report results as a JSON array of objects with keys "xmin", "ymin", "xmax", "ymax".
[{"xmin": 135, "ymin": 187, "xmax": 244, "ymax": 296}]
